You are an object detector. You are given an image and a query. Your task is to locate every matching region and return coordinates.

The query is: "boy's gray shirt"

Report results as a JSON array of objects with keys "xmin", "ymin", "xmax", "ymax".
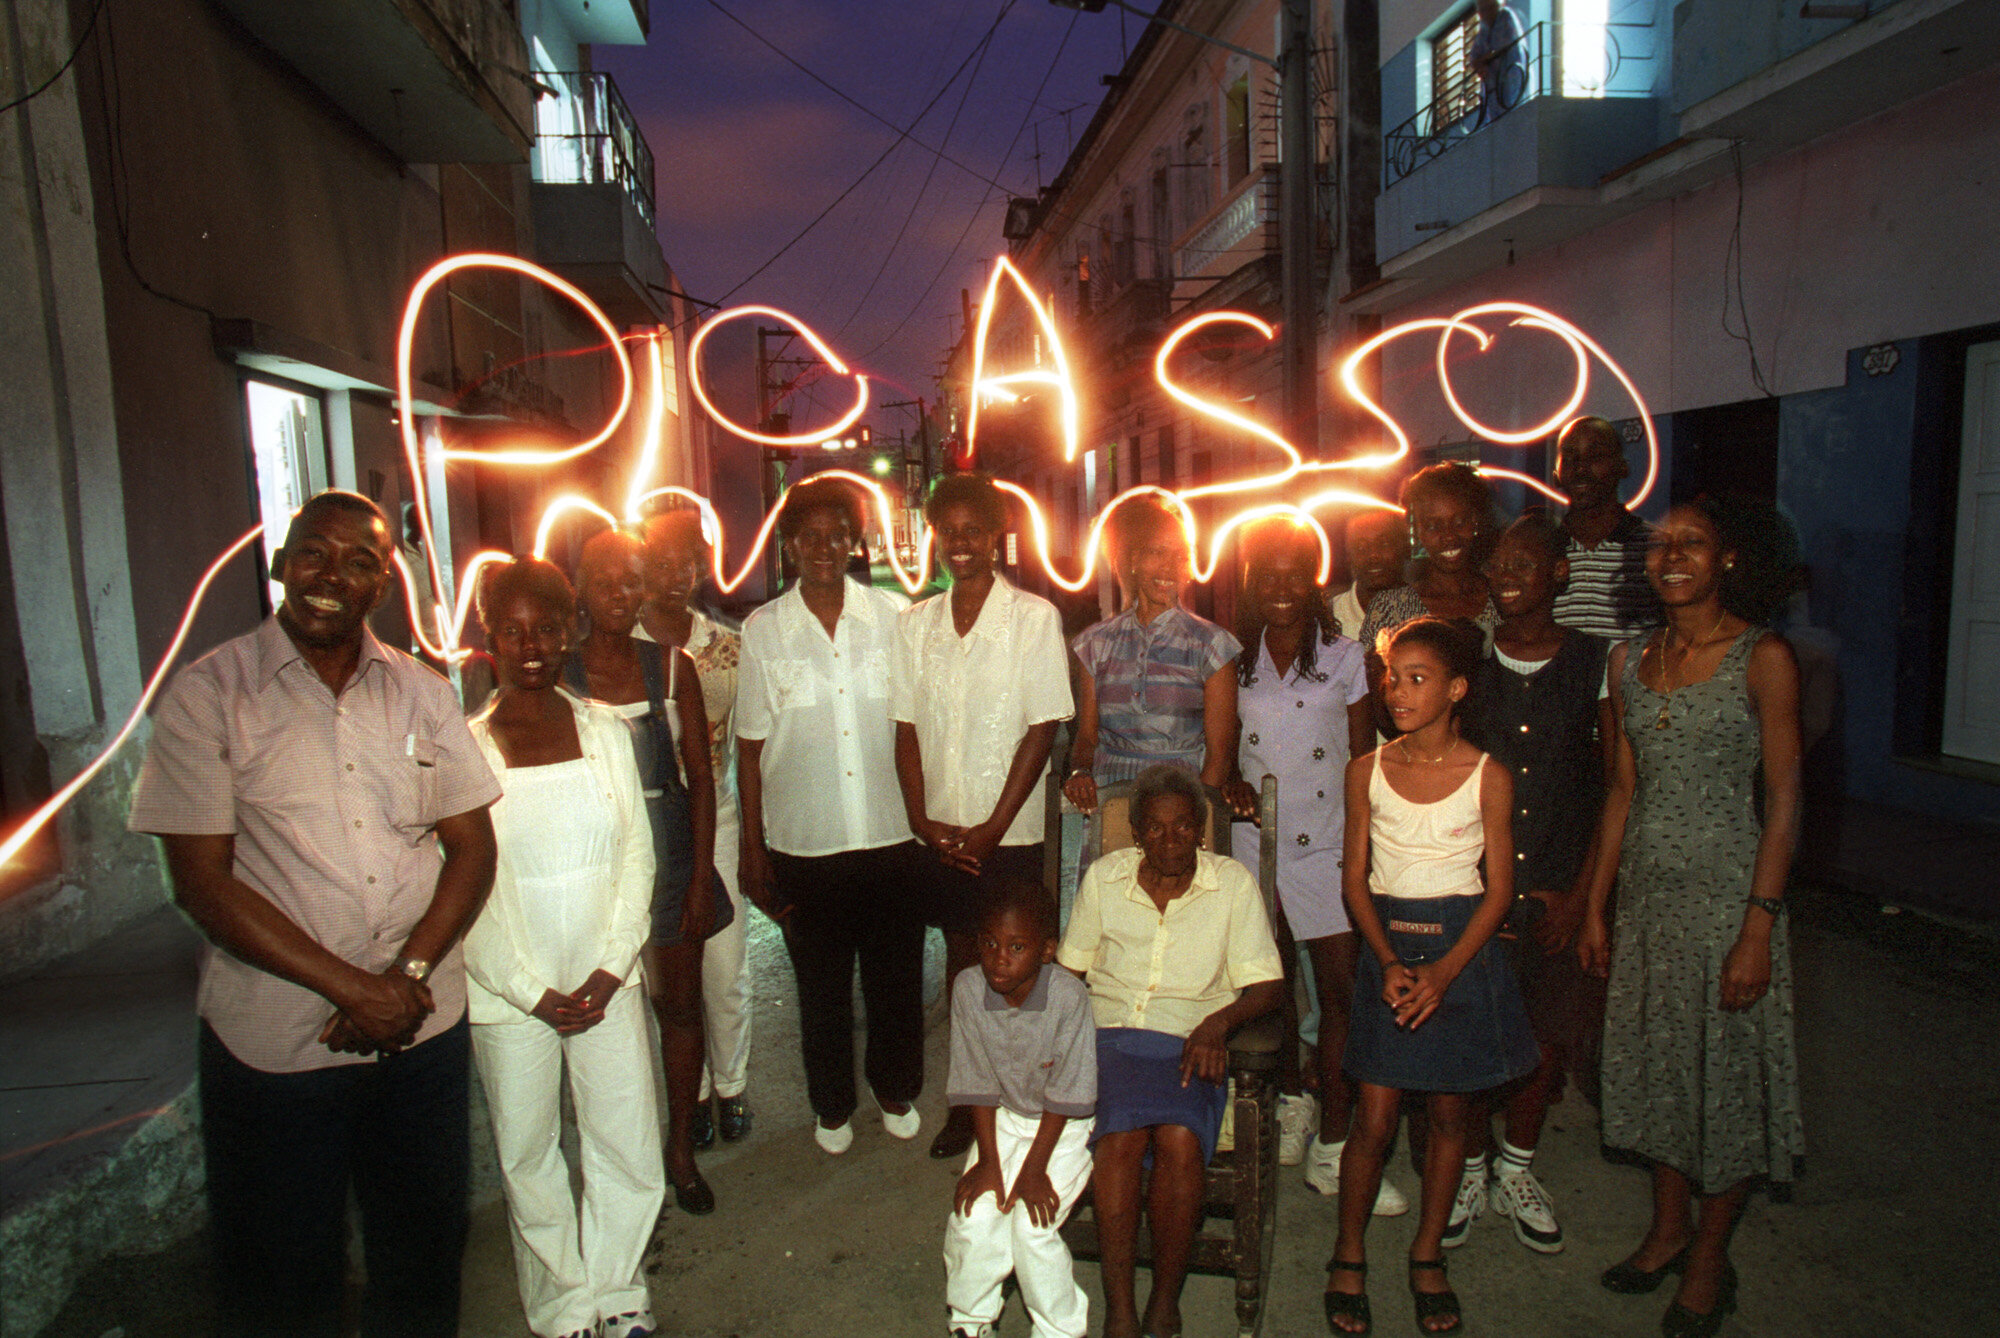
[{"xmin": 946, "ymin": 963, "xmax": 1097, "ymax": 1119}]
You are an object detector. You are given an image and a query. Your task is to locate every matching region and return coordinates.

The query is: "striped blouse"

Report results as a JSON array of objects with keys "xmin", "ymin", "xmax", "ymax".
[{"xmin": 1073, "ymin": 604, "xmax": 1241, "ymax": 784}]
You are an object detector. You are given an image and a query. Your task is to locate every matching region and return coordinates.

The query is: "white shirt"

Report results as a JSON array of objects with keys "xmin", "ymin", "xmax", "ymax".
[
  {"xmin": 890, "ymin": 575, "xmax": 1074, "ymax": 846},
  {"xmin": 735, "ymin": 578, "xmax": 912, "ymax": 856},
  {"xmin": 464, "ymin": 691, "xmax": 655, "ymax": 1022},
  {"xmin": 1330, "ymin": 586, "xmax": 1368, "ymax": 644}
]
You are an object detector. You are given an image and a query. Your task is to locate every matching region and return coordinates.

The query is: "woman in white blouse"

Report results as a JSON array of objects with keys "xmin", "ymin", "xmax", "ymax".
[{"xmin": 465, "ymin": 558, "xmax": 662, "ymax": 1338}]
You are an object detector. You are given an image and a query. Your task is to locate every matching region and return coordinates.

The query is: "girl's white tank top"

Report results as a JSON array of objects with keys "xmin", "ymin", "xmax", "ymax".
[{"xmin": 1366, "ymin": 747, "xmax": 1487, "ymax": 901}]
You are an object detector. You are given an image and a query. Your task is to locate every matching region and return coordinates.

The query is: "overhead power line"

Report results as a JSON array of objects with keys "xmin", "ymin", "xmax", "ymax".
[
  {"xmin": 710, "ymin": 0, "xmax": 1018, "ymax": 303},
  {"xmin": 833, "ymin": 0, "xmax": 1012, "ymax": 340},
  {"xmin": 859, "ymin": 11, "xmax": 1081, "ymax": 361},
  {"xmin": 701, "ymin": 0, "xmax": 1026, "ymax": 202}
]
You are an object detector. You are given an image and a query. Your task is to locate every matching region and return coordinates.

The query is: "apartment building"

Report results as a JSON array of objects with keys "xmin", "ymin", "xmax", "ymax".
[
  {"xmin": 0, "ymin": 0, "xmax": 708, "ymax": 977},
  {"xmin": 1353, "ymin": 0, "xmax": 1999, "ymax": 848}
]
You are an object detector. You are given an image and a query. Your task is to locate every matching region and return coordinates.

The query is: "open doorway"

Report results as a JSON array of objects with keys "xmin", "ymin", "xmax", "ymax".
[
  {"xmin": 243, "ymin": 378, "xmax": 329, "ymax": 611},
  {"xmin": 1669, "ymin": 397, "xmax": 1779, "ymax": 504}
]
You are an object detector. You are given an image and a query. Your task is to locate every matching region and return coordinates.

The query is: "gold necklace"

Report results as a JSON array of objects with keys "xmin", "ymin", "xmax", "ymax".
[
  {"xmin": 1398, "ymin": 732, "xmax": 1455, "ymax": 765},
  {"xmin": 1653, "ymin": 610, "xmax": 1729, "ymax": 729}
]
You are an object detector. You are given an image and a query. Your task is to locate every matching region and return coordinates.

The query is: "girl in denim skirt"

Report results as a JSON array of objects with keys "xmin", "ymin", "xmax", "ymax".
[{"xmin": 1323, "ymin": 618, "xmax": 1537, "ymax": 1336}]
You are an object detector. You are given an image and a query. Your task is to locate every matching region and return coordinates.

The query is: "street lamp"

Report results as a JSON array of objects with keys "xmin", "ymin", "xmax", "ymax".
[{"xmin": 1053, "ymin": 0, "xmax": 1317, "ymax": 460}]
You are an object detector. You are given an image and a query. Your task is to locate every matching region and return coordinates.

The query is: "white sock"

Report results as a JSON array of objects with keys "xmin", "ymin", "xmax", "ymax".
[
  {"xmin": 1496, "ymin": 1138, "xmax": 1534, "ymax": 1177},
  {"xmin": 1462, "ymin": 1151, "xmax": 1488, "ymax": 1178}
]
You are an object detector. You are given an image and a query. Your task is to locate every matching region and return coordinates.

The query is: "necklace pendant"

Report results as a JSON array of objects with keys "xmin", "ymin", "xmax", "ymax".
[{"xmin": 1655, "ymin": 703, "xmax": 1672, "ymax": 729}]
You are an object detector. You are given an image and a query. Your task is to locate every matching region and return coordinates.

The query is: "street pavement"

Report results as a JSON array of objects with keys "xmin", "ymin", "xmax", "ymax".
[{"xmin": 33, "ymin": 876, "xmax": 2000, "ymax": 1338}]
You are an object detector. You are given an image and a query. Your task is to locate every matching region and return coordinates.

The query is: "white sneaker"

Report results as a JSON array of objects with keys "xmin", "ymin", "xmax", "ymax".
[
  {"xmin": 814, "ymin": 1118, "xmax": 854, "ymax": 1154},
  {"xmin": 1302, "ymin": 1137, "xmax": 1411, "ymax": 1216},
  {"xmin": 1304, "ymin": 1134, "xmax": 1343, "ymax": 1195},
  {"xmin": 1276, "ymin": 1093, "xmax": 1318, "ymax": 1166},
  {"xmin": 1441, "ymin": 1163, "xmax": 1488, "ymax": 1248},
  {"xmin": 1492, "ymin": 1166, "xmax": 1565, "ymax": 1253},
  {"xmin": 881, "ymin": 1103, "xmax": 922, "ymax": 1140}
]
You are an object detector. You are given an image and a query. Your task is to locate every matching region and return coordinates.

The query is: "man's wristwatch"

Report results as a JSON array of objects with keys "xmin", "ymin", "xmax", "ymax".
[
  {"xmin": 1746, "ymin": 896, "xmax": 1786, "ymax": 918},
  {"xmin": 394, "ymin": 955, "xmax": 433, "ymax": 984}
]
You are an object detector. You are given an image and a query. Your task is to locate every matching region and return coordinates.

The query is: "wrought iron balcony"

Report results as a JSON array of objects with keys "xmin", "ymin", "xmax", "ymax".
[
  {"xmin": 1382, "ymin": 21, "xmax": 1654, "ymax": 189},
  {"xmin": 532, "ymin": 71, "xmax": 656, "ymax": 230}
]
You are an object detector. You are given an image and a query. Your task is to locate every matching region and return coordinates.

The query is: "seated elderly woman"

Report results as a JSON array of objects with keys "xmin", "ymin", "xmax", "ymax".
[{"xmin": 1058, "ymin": 765, "xmax": 1285, "ymax": 1338}]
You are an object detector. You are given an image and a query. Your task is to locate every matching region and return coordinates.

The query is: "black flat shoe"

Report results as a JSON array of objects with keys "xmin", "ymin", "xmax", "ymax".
[
  {"xmin": 688, "ymin": 1101, "xmax": 715, "ymax": 1151},
  {"xmin": 1602, "ymin": 1245, "xmax": 1690, "ymax": 1295},
  {"xmin": 717, "ymin": 1094, "xmax": 753, "ymax": 1142},
  {"xmin": 670, "ymin": 1168, "xmax": 715, "ymax": 1216},
  {"xmin": 1323, "ymin": 1258, "xmax": 1370, "ymax": 1335},
  {"xmin": 1661, "ymin": 1264, "xmax": 1737, "ymax": 1338},
  {"xmin": 928, "ymin": 1107, "xmax": 976, "ymax": 1160},
  {"xmin": 1408, "ymin": 1257, "xmax": 1460, "ymax": 1335}
]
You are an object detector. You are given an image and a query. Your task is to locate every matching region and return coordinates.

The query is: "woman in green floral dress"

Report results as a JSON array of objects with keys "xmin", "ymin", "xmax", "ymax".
[{"xmin": 1579, "ymin": 496, "xmax": 1806, "ymax": 1338}]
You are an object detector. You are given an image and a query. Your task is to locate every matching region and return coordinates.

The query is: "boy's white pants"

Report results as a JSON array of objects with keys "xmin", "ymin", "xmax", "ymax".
[
  {"xmin": 474, "ymin": 985, "xmax": 665, "ymax": 1337},
  {"xmin": 699, "ymin": 800, "xmax": 753, "ymax": 1101},
  {"xmin": 942, "ymin": 1107, "xmax": 1096, "ymax": 1338}
]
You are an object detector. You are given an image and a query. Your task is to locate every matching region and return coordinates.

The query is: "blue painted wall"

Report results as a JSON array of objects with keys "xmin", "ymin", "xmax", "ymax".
[
  {"xmin": 1383, "ymin": 38, "xmax": 1420, "ymax": 132},
  {"xmin": 1671, "ymin": 0, "xmax": 1909, "ymax": 113},
  {"xmin": 1778, "ymin": 340, "xmax": 2000, "ymax": 827},
  {"xmin": 1376, "ymin": 94, "xmax": 1662, "ymax": 260}
]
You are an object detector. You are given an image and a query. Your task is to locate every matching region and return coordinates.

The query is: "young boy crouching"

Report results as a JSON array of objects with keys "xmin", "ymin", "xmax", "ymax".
[{"xmin": 942, "ymin": 877, "xmax": 1097, "ymax": 1338}]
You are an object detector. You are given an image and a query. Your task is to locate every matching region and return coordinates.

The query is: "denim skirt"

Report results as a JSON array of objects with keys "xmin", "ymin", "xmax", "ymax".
[
  {"xmin": 1344, "ymin": 893, "xmax": 1538, "ymax": 1093},
  {"xmin": 1090, "ymin": 1027, "xmax": 1230, "ymax": 1165}
]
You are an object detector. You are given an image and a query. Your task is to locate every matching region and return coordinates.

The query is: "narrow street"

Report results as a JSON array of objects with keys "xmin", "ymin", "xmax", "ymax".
[{"xmin": 41, "ymin": 879, "xmax": 2000, "ymax": 1338}]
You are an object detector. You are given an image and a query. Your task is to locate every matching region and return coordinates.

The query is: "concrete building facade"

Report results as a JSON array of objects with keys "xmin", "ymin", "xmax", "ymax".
[
  {"xmin": 980, "ymin": 0, "xmax": 1355, "ymax": 627},
  {"xmin": 0, "ymin": 0, "xmax": 712, "ymax": 981}
]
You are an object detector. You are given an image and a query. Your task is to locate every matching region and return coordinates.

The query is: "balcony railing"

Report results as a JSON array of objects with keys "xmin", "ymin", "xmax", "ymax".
[
  {"xmin": 1383, "ymin": 20, "xmax": 1654, "ymax": 189},
  {"xmin": 1173, "ymin": 167, "xmax": 1278, "ymax": 278},
  {"xmin": 533, "ymin": 71, "xmax": 656, "ymax": 230}
]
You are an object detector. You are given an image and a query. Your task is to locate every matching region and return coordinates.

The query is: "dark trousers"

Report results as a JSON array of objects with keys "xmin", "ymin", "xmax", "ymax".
[
  {"xmin": 198, "ymin": 1018, "xmax": 470, "ymax": 1338},
  {"xmin": 923, "ymin": 839, "xmax": 1047, "ymax": 936},
  {"xmin": 772, "ymin": 842, "xmax": 925, "ymax": 1123}
]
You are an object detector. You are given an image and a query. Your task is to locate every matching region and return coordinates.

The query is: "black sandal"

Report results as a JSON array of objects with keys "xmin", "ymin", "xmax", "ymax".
[
  {"xmin": 1323, "ymin": 1258, "xmax": 1371, "ymax": 1335},
  {"xmin": 1407, "ymin": 1257, "xmax": 1461, "ymax": 1335}
]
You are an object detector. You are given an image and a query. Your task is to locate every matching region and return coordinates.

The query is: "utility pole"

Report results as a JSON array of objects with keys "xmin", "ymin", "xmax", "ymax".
[
  {"xmin": 1278, "ymin": 0, "xmax": 1317, "ymax": 460},
  {"xmin": 756, "ymin": 324, "xmax": 830, "ymax": 595}
]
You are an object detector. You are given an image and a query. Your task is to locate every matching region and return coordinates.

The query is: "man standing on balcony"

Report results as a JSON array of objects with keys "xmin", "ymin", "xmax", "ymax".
[
  {"xmin": 1471, "ymin": 0, "xmax": 1529, "ymax": 125},
  {"xmin": 129, "ymin": 491, "xmax": 500, "ymax": 1337}
]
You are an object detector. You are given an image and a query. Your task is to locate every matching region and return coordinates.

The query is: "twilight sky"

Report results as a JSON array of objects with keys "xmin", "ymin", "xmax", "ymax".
[{"xmin": 596, "ymin": 0, "xmax": 1134, "ymax": 427}]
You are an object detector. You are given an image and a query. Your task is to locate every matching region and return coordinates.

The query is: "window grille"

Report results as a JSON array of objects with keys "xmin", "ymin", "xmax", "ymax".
[{"xmin": 1431, "ymin": 9, "xmax": 1482, "ymax": 129}]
